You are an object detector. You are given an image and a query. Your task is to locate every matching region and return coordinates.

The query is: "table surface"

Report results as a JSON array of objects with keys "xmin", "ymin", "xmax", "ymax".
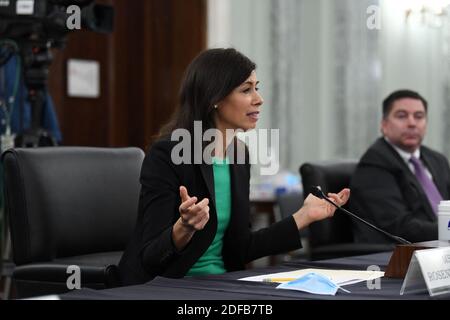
[{"xmin": 60, "ymin": 251, "xmax": 450, "ymax": 300}]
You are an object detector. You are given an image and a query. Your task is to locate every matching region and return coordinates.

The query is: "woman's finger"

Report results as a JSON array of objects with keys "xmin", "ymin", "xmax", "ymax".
[
  {"xmin": 338, "ymin": 188, "xmax": 351, "ymax": 203},
  {"xmin": 189, "ymin": 208, "xmax": 210, "ymax": 230},
  {"xmin": 179, "ymin": 196, "xmax": 198, "ymax": 213},
  {"xmin": 179, "ymin": 186, "xmax": 191, "ymax": 202},
  {"xmin": 190, "ymin": 198, "xmax": 209, "ymax": 213},
  {"xmin": 327, "ymin": 193, "xmax": 340, "ymax": 204}
]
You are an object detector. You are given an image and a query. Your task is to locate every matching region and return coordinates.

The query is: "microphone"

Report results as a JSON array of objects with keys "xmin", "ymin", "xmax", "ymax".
[{"xmin": 310, "ymin": 186, "xmax": 411, "ymax": 245}]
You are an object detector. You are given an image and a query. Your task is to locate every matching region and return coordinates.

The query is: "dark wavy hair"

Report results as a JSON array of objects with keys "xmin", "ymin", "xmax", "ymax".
[
  {"xmin": 382, "ymin": 89, "xmax": 428, "ymax": 119},
  {"xmin": 159, "ymin": 48, "xmax": 256, "ymax": 138}
]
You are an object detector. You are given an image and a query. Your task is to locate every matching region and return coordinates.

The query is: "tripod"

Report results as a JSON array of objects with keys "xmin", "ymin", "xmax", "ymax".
[{"xmin": 14, "ymin": 40, "xmax": 57, "ymax": 148}]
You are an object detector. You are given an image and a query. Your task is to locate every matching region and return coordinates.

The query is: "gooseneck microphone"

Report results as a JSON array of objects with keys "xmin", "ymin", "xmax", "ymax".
[{"xmin": 310, "ymin": 186, "xmax": 411, "ymax": 245}]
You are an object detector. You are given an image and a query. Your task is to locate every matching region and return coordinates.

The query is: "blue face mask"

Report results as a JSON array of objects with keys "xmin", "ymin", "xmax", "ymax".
[{"xmin": 276, "ymin": 272, "xmax": 350, "ymax": 295}]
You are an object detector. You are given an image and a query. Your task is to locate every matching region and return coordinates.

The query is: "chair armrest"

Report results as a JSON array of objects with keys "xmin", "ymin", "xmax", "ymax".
[{"xmin": 13, "ymin": 263, "xmax": 121, "ymax": 288}]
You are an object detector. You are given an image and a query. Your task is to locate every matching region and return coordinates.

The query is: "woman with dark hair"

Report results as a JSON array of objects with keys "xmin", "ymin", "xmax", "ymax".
[{"xmin": 118, "ymin": 48, "xmax": 350, "ymax": 285}]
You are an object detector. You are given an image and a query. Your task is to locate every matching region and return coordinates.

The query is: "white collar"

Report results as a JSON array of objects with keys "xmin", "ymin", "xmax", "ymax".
[{"xmin": 384, "ymin": 137, "xmax": 421, "ymax": 162}]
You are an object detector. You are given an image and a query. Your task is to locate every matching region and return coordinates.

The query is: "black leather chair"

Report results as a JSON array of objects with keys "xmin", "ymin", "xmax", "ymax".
[
  {"xmin": 277, "ymin": 192, "xmax": 303, "ymax": 218},
  {"xmin": 276, "ymin": 191, "xmax": 309, "ymax": 260},
  {"xmin": 300, "ymin": 160, "xmax": 393, "ymax": 261},
  {"xmin": 2, "ymin": 147, "xmax": 144, "ymax": 298},
  {"xmin": 276, "ymin": 191, "xmax": 307, "ymax": 237}
]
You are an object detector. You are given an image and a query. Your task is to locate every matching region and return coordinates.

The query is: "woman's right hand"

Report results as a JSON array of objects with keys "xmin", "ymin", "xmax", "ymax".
[
  {"xmin": 178, "ymin": 186, "xmax": 210, "ymax": 231},
  {"xmin": 172, "ymin": 186, "xmax": 210, "ymax": 251}
]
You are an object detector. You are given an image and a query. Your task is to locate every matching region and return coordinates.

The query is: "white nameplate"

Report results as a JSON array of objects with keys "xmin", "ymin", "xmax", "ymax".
[
  {"xmin": 400, "ymin": 247, "xmax": 450, "ymax": 297},
  {"xmin": 16, "ymin": 0, "xmax": 34, "ymax": 15}
]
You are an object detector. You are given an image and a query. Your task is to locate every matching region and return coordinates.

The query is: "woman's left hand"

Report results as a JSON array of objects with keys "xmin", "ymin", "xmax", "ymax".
[{"xmin": 293, "ymin": 188, "xmax": 350, "ymax": 230}]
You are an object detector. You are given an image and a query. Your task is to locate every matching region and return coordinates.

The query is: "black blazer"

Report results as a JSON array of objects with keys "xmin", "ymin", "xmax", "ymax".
[
  {"xmin": 119, "ymin": 139, "xmax": 301, "ymax": 285},
  {"xmin": 350, "ymin": 138, "xmax": 450, "ymax": 243}
]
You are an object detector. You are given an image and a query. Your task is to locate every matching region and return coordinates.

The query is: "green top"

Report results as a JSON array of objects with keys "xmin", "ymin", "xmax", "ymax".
[{"xmin": 187, "ymin": 157, "xmax": 231, "ymax": 276}]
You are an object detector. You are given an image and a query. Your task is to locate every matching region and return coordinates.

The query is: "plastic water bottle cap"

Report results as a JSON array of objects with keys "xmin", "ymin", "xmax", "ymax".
[{"xmin": 275, "ymin": 187, "xmax": 287, "ymax": 196}]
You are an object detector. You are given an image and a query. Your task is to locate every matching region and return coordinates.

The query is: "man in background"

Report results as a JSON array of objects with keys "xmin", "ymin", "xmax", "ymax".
[{"xmin": 350, "ymin": 89, "xmax": 450, "ymax": 244}]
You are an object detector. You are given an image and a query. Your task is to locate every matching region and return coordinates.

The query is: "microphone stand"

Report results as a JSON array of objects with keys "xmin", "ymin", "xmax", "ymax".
[{"xmin": 310, "ymin": 186, "xmax": 411, "ymax": 245}]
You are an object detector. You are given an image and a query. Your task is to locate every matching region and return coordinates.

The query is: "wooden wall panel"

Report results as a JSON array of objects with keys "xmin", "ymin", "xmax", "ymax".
[
  {"xmin": 47, "ymin": 0, "xmax": 206, "ymax": 149},
  {"xmin": 49, "ymin": 30, "xmax": 112, "ymax": 147}
]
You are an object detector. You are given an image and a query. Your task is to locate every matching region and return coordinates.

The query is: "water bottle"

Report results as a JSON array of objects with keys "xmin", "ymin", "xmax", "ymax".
[{"xmin": 438, "ymin": 201, "xmax": 450, "ymax": 241}]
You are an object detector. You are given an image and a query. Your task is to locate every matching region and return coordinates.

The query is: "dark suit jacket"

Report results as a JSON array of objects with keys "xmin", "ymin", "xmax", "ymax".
[
  {"xmin": 119, "ymin": 139, "xmax": 301, "ymax": 285},
  {"xmin": 350, "ymin": 138, "xmax": 450, "ymax": 244}
]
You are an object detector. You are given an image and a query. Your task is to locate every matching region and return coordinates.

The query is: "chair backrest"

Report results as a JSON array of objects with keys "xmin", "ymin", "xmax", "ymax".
[
  {"xmin": 299, "ymin": 160, "xmax": 358, "ymax": 249},
  {"xmin": 276, "ymin": 191, "xmax": 307, "ymax": 238},
  {"xmin": 277, "ymin": 191, "xmax": 303, "ymax": 220},
  {"xmin": 2, "ymin": 147, "xmax": 144, "ymax": 266}
]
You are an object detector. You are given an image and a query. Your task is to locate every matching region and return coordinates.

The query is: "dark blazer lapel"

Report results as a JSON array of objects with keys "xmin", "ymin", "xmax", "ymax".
[
  {"xmin": 379, "ymin": 139, "xmax": 435, "ymax": 216},
  {"xmin": 228, "ymin": 162, "xmax": 249, "ymax": 227},
  {"xmin": 199, "ymin": 163, "xmax": 216, "ymax": 207},
  {"xmin": 379, "ymin": 139, "xmax": 411, "ymax": 174},
  {"xmin": 387, "ymin": 143, "xmax": 436, "ymax": 220},
  {"xmin": 421, "ymin": 149, "xmax": 446, "ymax": 197},
  {"xmin": 380, "ymin": 139, "xmax": 421, "ymax": 187},
  {"xmin": 402, "ymin": 165, "xmax": 436, "ymax": 220}
]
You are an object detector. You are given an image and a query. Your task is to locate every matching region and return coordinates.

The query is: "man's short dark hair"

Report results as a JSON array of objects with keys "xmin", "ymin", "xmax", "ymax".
[{"xmin": 382, "ymin": 89, "xmax": 428, "ymax": 118}]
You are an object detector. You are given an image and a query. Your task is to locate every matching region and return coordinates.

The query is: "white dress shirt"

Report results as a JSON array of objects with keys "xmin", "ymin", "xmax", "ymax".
[{"xmin": 384, "ymin": 137, "xmax": 433, "ymax": 180}]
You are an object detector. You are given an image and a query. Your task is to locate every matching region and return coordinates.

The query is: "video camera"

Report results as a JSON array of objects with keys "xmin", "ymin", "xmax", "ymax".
[
  {"xmin": 0, "ymin": 0, "xmax": 114, "ymax": 42},
  {"xmin": 0, "ymin": 0, "xmax": 114, "ymax": 147}
]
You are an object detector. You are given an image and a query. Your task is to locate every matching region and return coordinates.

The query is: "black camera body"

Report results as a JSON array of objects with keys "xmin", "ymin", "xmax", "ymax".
[
  {"xmin": 0, "ymin": 0, "xmax": 49, "ymax": 18},
  {"xmin": 0, "ymin": 0, "xmax": 114, "ymax": 147},
  {"xmin": 0, "ymin": 0, "xmax": 114, "ymax": 41}
]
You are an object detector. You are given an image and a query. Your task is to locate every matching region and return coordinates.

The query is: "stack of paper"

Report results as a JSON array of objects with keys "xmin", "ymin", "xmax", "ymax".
[{"xmin": 239, "ymin": 268, "xmax": 384, "ymax": 286}]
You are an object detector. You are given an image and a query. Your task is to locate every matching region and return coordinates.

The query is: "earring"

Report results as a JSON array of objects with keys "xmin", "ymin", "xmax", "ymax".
[{"xmin": 214, "ymin": 104, "xmax": 218, "ymax": 109}]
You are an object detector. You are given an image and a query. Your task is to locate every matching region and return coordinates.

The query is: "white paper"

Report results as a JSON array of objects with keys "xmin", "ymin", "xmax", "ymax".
[
  {"xmin": 16, "ymin": 0, "xmax": 34, "ymax": 15},
  {"xmin": 67, "ymin": 59, "xmax": 100, "ymax": 98},
  {"xmin": 239, "ymin": 268, "xmax": 384, "ymax": 286},
  {"xmin": 23, "ymin": 295, "xmax": 61, "ymax": 300}
]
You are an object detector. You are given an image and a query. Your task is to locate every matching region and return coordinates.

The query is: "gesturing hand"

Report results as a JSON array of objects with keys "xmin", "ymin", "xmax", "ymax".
[
  {"xmin": 179, "ymin": 186, "xmax": 210, "ymax": 232},
  {"xmin": 293, "ymin": 188, "xmax": 351, "ymax": 230},
  {"xmin": 303, "ymin": 188, "xmax": 351, "ymax": 222}
]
